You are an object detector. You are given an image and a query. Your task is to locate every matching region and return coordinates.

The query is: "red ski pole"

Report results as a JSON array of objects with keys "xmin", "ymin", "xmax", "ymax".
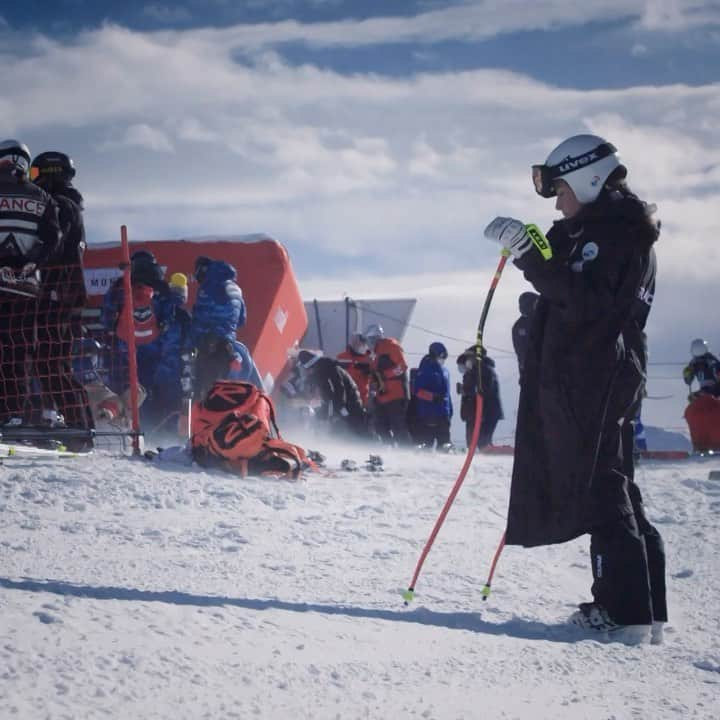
[
  {"xmin": 481, "ymin": 531, "xmax": 506, "ymax": 600},
  {"xmin": 403, "ymin": 249, "xmax": 510, "ymax": 605}
]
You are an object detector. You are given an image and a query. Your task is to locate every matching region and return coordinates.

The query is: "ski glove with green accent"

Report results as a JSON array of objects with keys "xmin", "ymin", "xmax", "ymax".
[{"xmin": 483, "ymin": 216, "xmax": 533, "ymax": 259}]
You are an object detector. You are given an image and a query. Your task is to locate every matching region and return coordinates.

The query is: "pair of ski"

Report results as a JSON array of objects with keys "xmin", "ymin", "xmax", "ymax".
[{"xmin": 0, "ymin": 441, "xmax": 92, "ymax": 460}]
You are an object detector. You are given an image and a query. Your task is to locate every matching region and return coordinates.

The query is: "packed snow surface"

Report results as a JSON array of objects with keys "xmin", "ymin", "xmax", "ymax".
[{"xmin": 1, "ymin": 443, "xmax": 719, "ymax": 719}]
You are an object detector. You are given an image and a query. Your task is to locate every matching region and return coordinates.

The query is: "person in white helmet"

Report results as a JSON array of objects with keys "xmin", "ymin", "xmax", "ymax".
[
  {"xmin": 365, "ymin": 323, "xmax": 412, "ymax": 445},
  {"xmin": 683, "ymin": 339, "xmax": 720, "ymax": 397},
  {"xmin": 484, "ymin": 134, "xmax": 667, "ymax": 644}
]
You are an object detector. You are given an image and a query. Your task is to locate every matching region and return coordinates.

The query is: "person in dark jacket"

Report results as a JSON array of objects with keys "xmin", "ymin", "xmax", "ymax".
[
  {"xmin": 456, "ymin": 346, "xmax": 503, "ymax": 449},
  {"xmin": 30, "ymin": 151, "xmax": 94, "ymax": 448},
  {"xmin": 511, "ymin": 291, "xmax": 538, "ymax": 383},
  {"xmin": 484, "ymin": 133, "xmax": 667, "ymax": 643},
  {"xmin": 0, "ymin": 140, "xmax": 62, "ymax": 426},
  {"xmin": 683, "ymin": 338, "xmax": 720, "ymax": 397},
  {"xmin": 412, "ymin": 342, "xmax": 453, "ymax": 448},
  {"xmin": 296, "ymin": 350, "xmax": 367, "ymax": 438}
]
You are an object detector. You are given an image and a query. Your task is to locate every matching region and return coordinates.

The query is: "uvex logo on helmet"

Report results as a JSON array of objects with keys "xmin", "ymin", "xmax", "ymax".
[{"xmin": 557, "ymin": 150, "xmax": 600, "ymax": 174}]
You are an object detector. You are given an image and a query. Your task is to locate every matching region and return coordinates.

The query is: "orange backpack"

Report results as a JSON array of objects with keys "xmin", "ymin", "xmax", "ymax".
[{"xmin": 191, "ymin": 380, "xmax": 310, "ymax": 478}]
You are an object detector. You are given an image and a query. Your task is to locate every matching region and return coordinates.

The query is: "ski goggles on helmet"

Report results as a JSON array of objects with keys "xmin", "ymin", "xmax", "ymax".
[{"xmin": 531, "ymin": 142, "xmax": 617, "ymax": 198}]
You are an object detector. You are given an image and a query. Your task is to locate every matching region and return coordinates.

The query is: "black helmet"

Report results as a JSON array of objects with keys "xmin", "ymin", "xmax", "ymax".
[
  {"xmin": 130, "ymin": 250, "xmax": 163, "ymax": 287},
  {"xmin": 297, "ymin": 349, "xmax": 322, "ymax": 370},
  {"xmin": 0, "ymin": 139, "xmax": 31, "ymax": 178},
  {"xmin": 194, "ymin": 255, "xmax": 212, "ymax": 282},
  {"xmin": 518, "ymin": 291, "xmax": 539, "ymax": 317},
  {"xmin": 30, "ymin": 151, "xmax": 76, "ymax": 186},
  {"xmin": 429, "ymin": 341, "xmax": 448, "ymax": 360}
]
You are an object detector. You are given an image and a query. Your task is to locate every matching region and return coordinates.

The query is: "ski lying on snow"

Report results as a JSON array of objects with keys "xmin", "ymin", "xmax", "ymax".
[{"xmin": 0, "ymin": 442, "xmax": 93, "ymax": 460}]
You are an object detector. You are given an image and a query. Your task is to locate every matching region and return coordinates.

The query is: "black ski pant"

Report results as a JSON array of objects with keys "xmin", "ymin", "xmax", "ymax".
[
  {"xmin": 417, "ymin": 416, "xmax": 451, "ymax": 448},
  {"xmin": 374, "ymin": 398, "xmax": 412, "ymax": 445},
  {"xmin": 35, "ymin": 305, "xmax": 93, "ymax": 430},
  {"xmin": 0, "ymin": 296, "xmax": 37, "ymax": 423},
  {"xmin": 589, "ymin": 416, "xmax": 667, "ymax": 625},
  {"xmin": 465, "ymin": 417, "xmax": 498, "ymax": 450}
]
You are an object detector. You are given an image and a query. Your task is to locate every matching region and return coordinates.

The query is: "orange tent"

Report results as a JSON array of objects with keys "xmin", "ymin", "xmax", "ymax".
[{"xmin": 83, "ymin": 235, "xmax": 307, "ymax": 391}]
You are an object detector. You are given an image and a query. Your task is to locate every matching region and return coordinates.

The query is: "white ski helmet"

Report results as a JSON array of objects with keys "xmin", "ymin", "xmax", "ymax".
[
  {"xmin": 0, "ymin": 139, "xmax": 31, "ymax": 178},
  {"xmin": 349, "ymin": 332, "xmax": 369, "ymax": 354},
  {"xmin": 532, "ymin": 134, "xmax": 626, "ymax": 205},
  {"xmin": 691, "ymin": 338, "xmax": 709, "ymax": 358},
  {"xmin": 365, "ymin": 324, "xmax": 385, "ymax": 345}
]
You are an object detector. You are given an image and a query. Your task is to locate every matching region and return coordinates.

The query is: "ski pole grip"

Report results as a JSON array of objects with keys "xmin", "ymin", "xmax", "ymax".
[{"xmin": 525, "ymin": 224, "xmax": 552, "ymax": 260}]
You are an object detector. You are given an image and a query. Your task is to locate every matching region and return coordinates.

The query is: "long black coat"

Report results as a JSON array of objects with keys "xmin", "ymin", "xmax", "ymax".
[{"xmin": 507, "ymin": 190, "xmax": 659, "ymax": 547}]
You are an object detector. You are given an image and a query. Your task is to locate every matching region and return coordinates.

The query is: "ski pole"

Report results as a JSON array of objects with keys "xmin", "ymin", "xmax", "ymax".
[
  {"xmin": 480, "ymin": 531, "xmax": 506, "ymax": 600},
  {"xmin": 403, "ymin": 249, "xmax": 510, "ymax": 605}
]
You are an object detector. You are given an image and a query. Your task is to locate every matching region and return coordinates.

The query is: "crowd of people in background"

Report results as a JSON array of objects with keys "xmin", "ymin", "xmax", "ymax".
[
  {"xmin": 0, "ymin": 137, "xmax": 513, "ymax": 454},
  {"xmin": 1, "ymin": 137, "xmax": 718, "ymax": 456},
  {"xmin": 282, "ymin": 323, "xmax": 508, "ymax": 451},
  {"xmin": 0, "ymin": 139, "xmax": 264, "ymax": 450}
]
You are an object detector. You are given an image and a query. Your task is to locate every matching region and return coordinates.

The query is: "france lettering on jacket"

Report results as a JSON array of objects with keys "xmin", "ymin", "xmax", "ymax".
[{"xmin": 0, "ymin": 197, "xmax": 46, "ymax": 215}]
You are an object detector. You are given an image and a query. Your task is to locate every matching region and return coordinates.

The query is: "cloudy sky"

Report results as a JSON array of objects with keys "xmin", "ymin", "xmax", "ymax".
[{"xmin": 4, "ymin": 0, "xmax": 719, "ymax": 433}]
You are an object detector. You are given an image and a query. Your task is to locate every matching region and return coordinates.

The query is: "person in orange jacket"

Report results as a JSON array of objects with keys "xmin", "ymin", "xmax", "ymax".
[
  {"xmin": 366, "ymin": 324, "xmax": 411, "ymax": 445},
  {"xmin": 336, "ymin": 332, "xmax": 372, "ymax": 407}
]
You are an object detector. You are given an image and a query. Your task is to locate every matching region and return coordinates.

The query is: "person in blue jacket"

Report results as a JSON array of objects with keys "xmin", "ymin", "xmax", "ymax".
[
  {"xmin": 412, "ymin": 341, "xmax": 453, "ymax": 448},
  {"xmin": 190, "ymin": 256, "xmax": 262, "ymax": 399},
  {"xmin": 144, "ymin": 272, "xmax": 193, "ymax": 432}
]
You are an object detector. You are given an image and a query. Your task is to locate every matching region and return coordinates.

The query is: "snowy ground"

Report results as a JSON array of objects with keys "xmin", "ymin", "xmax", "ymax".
[{"xmin": 1, "ymin": 442, "xmax": 719, "ymax": 720}]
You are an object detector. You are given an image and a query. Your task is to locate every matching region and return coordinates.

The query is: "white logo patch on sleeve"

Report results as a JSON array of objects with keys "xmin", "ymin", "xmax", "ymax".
[{"xmin": 581, "ymin": 242, "xmax": 599, "ymax": 262}]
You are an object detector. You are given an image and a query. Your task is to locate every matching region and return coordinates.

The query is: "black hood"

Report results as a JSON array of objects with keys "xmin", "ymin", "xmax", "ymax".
[
  {"xmin": 518, "ymin": 291, "xmax": 539, "ymax": 317},
  {"xmin": 55, "ymin": 183, "xmax": 84, "ymax": 211},
  {"xmin": 566, "ymin": 187, "xmax": 660, "ymax": 250}
]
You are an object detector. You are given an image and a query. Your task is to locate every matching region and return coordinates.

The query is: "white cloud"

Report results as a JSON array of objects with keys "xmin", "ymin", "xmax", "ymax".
[
  {"xmin": 4, "ymin": 23, "xmax": 711, "ymax": 280},
  {"xmin": 99, "ymin": 123, "xmax": 175, "ymax": 153},
  {"xmin": 146, "ymin": 0, "xmax": 720, "ymax": 52},
  {"xmin": 638, "ymin": 0, "xmax": 720, "ymax": 30}
]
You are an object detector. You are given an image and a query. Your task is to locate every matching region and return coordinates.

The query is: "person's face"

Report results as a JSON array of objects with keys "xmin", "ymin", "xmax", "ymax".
[{"xmin": 554, "ymin": 179, "xmax": 583, "ymax": 219}]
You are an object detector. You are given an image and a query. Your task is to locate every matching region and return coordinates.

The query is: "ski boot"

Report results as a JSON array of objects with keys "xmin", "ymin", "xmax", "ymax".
[
  {"xmin": 366, "ymin": 454, "xmax": 384, "ymax": 472},
  {"xmin": 308, "ymin": 449, "xmax": 327, "ymax": 467}
]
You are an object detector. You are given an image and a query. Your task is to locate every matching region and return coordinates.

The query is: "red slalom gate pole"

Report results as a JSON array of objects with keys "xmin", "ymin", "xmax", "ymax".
[
  {"xmin": 403, "ymin": 250, "xmax": 510, "ymax": 605},
  {"xmin": 120, "ymin": 225, "xmax": 141, "ymax": 455}
]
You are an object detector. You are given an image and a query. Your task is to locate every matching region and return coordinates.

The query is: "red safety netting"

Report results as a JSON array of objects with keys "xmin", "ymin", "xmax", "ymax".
[{"xmin": 0, "ymin": 227, "xmax": 141, "ymax": 453}]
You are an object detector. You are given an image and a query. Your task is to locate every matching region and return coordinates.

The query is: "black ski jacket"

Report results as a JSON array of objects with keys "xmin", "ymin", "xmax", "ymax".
[
  {"xmin": 305, "ymin": 357, "xmax": 366, "ymax": 426},
  {"xmin": 456, "ymin": 348, "xmax": 504, "ymax": 432},
  {"xmin": 0, "ymin": 171, "xmax": 61, "ymax": 269},
  {"xmin": 42, "ymin": 184, "xmax": 87, "ymax": 308},
  {"xmin": 506, "ymin": 189, "xmax": 659, "ymax": 547},
  {"xmin": 683, "ymin": 353, "xmax": 720, "ymax": 396}
]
